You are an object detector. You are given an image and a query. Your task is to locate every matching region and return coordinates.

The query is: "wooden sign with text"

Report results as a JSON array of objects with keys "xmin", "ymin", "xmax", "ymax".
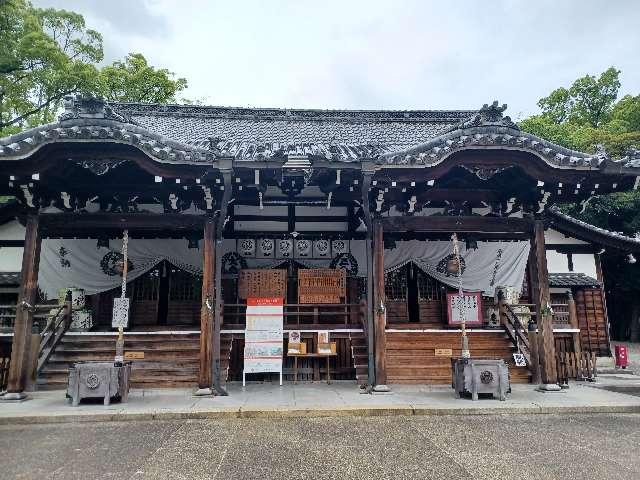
[
  {"xmin": 124, "ymin": 351, "xmax": 144, "ymax": 360},
  {"xmin": 298, "ymin": 269, "xmax": 346, "ymax": 304},
  {"xmin": 435, "ymin": 348, "xmax": 453, "ymax": 357}
]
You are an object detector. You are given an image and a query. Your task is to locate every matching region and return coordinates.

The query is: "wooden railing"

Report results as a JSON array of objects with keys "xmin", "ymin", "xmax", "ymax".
[
  {"xmin": 37, "ymin": 300, "xmax": 72, "ymax": 374},
  {"xmin": 0, "ymin": 304, "xmax": 56, "ymax": 332},
  {"xmin": 502, "ymin": 303, "xmax": 532, "ymax": 366},
  {"xmin": 556, "ymin": 351, "xmax": 597, "ymax": 383},
  {"xmin": 222, "ymin": 302, "xmax": 366, "ymax": 329}
]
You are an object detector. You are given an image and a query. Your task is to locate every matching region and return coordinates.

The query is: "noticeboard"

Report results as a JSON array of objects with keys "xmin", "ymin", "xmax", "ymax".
[
  {"xmin": 298, "ymin": 268, "xmax": 346, "ymax": 304},
  {"xmin": 243, "ymin": 297, "xmax": 284, "ymax": 380}
]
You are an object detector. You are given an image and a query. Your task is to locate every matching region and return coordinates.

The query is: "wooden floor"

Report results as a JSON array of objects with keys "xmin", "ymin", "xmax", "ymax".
[{"xmin": 385, "ymin": 329, "xmax": 531, "ymax": 384}]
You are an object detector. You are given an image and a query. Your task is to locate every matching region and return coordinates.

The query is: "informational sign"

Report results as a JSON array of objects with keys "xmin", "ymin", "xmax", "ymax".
[
  {"xmin": 435, "ymin": 348, "xmax": 453, "ymax": 357},
  {"xmin": 243, "ymin": 297, "xmax": 284, "ymax": 385},
  {"xmin": 513, "ymin": 353, "xmax": 527, "ymax": 367},
  {"xmin": 446, "ymin": 291, "xmax": 483, "ymax": 326},
  {"xmin": 111, "ymin": 297, "xmax": 130, "ymax": 328},
  {"xmin": 298, "ymin": 269, "xmax": 346, "ymax": 304},
  {"xmin": 124, "ymin": 351, "xmax": 144, "ymax": 360},
  {"xmin": 238, "ymin": 270, "xmax": 287, "ymax": 299}
]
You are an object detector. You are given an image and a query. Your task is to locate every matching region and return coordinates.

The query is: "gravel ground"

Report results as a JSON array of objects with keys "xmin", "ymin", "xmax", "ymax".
[{"xmin": 1, "ymin": 414, "xmax": 640, "ymax": 479}]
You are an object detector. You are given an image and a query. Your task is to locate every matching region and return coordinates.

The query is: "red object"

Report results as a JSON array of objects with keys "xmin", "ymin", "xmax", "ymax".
[
  {"xmin": 615, "ymin": 345, "xmax": 629, "ymax": 369},
  {"xmin": 446, "ymin": 291, "xmax": 483, "ymax": 326}
]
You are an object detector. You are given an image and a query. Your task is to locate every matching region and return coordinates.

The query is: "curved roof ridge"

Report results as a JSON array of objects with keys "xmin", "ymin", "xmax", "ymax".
[{"xmin": 547, "ymin": 204, "xmax": 640, "ymax": 251}]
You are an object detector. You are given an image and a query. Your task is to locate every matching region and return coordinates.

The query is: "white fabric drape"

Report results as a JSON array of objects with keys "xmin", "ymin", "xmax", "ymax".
[
  {"xmin": 39, "ymin": 238, "xmax": 369, "ymax": 299},
  {"xmin": 39, "ymin": 238, "xmax": 205, "ymax": 299},
  {"xmin": 384, "ymin": 240, "xmax": 530, "ymax": 296}
]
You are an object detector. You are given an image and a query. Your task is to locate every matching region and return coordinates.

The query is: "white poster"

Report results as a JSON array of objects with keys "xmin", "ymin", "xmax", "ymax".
[{"xmin": 243, "ymin": 297, "xmax": 283, "ymax": 385}]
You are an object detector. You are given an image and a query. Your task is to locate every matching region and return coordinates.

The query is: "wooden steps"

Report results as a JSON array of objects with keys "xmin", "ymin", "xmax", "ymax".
[
  {"xmin": 37, "ymin": 332, "xmax": 234, "ymax": 390},
  {"xmin": 350, "ymin": 332, "xmax": 369, "ymax": 386},
  {"xmin": 386, "ymin": 329, "xmax": 532, "ymax": 384}
]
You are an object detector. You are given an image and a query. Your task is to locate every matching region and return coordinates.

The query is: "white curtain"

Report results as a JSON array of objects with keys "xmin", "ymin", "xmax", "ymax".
[
  {"xmin": 39, "ymin": 238, "xmax": 369, "ymax": 299},
  {"xmin": 384, "ymin": 240, "xmax": 530, "ymax": 296},
  {"xmin": 39, "ymin": 238, "xmax": 204, "ymax": 299}
]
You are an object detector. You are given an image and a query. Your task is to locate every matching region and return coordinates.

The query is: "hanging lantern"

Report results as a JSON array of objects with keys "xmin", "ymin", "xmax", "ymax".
[{"xmin": 446, "ymin": 256, "xmax": 461, "ymax": 274}]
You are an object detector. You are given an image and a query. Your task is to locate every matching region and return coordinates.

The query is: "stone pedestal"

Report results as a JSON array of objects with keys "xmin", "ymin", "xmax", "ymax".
[
  {"xmin": 451, "ymin": 358, "xmax": 509, "ymax": 401},
  {"xmin": 67, "ymin": 361, "xmax": 131, "ymax": 406}
]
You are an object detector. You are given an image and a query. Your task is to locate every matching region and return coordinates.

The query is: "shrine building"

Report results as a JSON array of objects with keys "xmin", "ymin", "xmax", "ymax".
[{"xmin": 1, "ymin": 96, "xmax": 640, "ymax": 396}]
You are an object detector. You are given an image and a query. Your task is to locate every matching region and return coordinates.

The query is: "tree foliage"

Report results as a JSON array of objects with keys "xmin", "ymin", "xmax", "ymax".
[
  {"xmin": 518, "ymin": 67, "xmax": 640, "ymax": 157},
  {"xmin": 98, "ymin": 53, "xmax": 187, "ymax": 104},
  {"xmin": 0, "ymin": 0, "xmax": 188, "ymax": 136}
]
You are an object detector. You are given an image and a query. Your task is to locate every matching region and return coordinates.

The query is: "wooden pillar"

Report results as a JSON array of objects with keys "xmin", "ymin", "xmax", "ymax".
[
  {"xmin": 361, "ymin": 170, "xmax": 375, "ymax": 388},
  {"xmin": 5, "ymin": 216, "xmax": 41, "ymax": 398},
  {"xmin": 198, "ymin": 217, "xmax": 215, "ymax": 389},
  {"xmin": 529, "ymin": 220, "xmax": 558, "ymax": 387},
  {"xmin": 567, "ymin": 291, "xmax": 581, "ymax": 357},
  {"xmin": 212, "ymin": 168, "xmax": 232, "ymax": 396},
  {"xmin": 373, "ymin": 221, "xmax": 387, "ymax": 386}
]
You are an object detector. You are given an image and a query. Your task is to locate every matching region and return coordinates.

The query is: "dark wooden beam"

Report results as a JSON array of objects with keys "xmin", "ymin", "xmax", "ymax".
[
  {"xmin": 5, "ymin": 215, "xmax": 41, "ymax": 398},
  {"xmin": 39, "ymin": 213, "xmax": 205, "ymax": 236},
  {"xmin": 380, "ymin": 215, "xmax": 533, "ymax": 233},
  {"xmin": 198, "ymin": 217, "xmax": 215, "ymax": 389},
  {"xmin": 373, "ymin": 221, "xmax": 387, "ymax": 386},
  {"xmin": 529, "ymin": 220, "xmax": 558, "ymax": 386}
]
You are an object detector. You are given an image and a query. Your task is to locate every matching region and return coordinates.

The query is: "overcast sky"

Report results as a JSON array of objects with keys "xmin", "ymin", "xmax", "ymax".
[{"xmin": 34, "ymin": 0, "xmax": 640, "ymax": 119}]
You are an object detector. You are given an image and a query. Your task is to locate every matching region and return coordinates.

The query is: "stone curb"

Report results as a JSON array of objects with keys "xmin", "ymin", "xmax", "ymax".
[{"xmin": 2, "ymin": 404, "xmax": 640, "ymax": 425}]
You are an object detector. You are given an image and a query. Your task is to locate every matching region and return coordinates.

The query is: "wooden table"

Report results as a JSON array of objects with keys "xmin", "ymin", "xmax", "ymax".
[{"xmin": 288, "ymin": 353, "xmax": 337, "ymax": 384}]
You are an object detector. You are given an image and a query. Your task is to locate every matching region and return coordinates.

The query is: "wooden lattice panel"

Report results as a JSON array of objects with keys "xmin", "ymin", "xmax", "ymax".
[
  {"xmin": 298, "ymin": 268, "xmax": 346, "ymax": 304},
  {"xmin": 238, "ymin": 269, "xmax": 287, "ymax": 300}
]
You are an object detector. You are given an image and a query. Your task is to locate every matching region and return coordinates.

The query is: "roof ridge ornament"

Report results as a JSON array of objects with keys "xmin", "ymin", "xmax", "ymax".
[
  {"xmin": 59, "ymin": 95, "xmax": 132, "ymax": 124},
  {"xmin": 593, "ymin": 144, "xmax": 610, "ymax": 164},
  {"xmin": 621, "ymin": 146, "xmax": 640, "ymax": 168},
  {"xmin": 455, "ymin": 100, "xmax": 519, "ymax": 131}
]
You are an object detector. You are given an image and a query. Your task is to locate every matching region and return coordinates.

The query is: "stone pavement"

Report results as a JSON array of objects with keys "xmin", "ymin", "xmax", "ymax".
[
  {"xmin": 3, "ymin": 375, "xmax": 640, "ymax": 424},
  {"xmin": 2, "ymin": 413, "xmax": 640, "ymax": 479}
]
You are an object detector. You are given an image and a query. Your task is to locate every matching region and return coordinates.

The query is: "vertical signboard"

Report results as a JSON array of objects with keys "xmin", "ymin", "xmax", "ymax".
[{"xmin": 243, "ymin": 297, "xmax": 284, "ymax": 386}]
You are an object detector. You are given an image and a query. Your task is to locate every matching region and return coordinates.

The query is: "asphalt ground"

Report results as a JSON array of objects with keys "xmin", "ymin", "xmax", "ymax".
[{"xmin": 1, "ymin": 413, "xmax": 639, "ymax": 479}]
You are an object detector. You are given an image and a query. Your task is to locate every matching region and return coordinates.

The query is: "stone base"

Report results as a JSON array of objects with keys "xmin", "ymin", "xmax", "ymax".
[
  {"xmin": 0, "ymin": 392, "xmax": 29, "ymax": 402},
  {"xmin": 536, "ymin": 383, "xmax": 563, "ymax": 392},
  {"xmin": 193, "ymin": 387, "xmax": 214, "ymax": 396},
  {"xmin": 372, "ymin": 384, "xmax": 392, "ymax": 394}
]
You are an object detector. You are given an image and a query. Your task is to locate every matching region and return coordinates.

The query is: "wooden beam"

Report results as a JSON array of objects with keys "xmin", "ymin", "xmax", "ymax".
[
  {"xmin": 198, "ymin": 217, "xmax": 215, "ymax": 389},
  {"xmin": 529, "ymin": 220, "xmax": 558, "ymax": 386},
  {"xmin": 380, "ymin": 215, "xmax": 533, "ymax": 234},
  {"xmin": 373, "ymin": 221, "xmax": 387, "ymax": 386},
  {"xmin": 39, "ymin": 213, "xmax": 205, "ymax": 236},
  {"xmin": 5, "ymin": 215, "xmax": 41, "ymax": 398}
]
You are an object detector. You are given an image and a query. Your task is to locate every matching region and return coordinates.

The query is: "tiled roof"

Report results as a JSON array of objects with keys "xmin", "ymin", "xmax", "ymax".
[
  {"xmin": 547, "ymin": 205, "xmax": 640, "ymax": 252},
  {"xmin": 0, "ymin": 272, "xmax": 20, "ymax": 286},
  {"xmin": 549, "ymin": 273, "xmax": 600, "ymax": 288},
  {"xmin": 1, "ymin": 96, "xmax": 638, "ymax": 169},
  {"xmin": 113, "ymin": 103, "xmax": 472, "ymax": 159}
]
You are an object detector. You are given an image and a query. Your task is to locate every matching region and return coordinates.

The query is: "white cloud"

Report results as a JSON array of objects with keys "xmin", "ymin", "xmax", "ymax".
[{"xmin": 33, "ymin": 0, "xmax": 640, "ymax": 116}]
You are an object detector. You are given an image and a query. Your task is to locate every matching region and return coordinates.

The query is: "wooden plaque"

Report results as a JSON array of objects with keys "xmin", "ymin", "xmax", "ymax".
[
  {"xmin": 435, "ymin": 348, "xmax": 453, "ymax": 357},
  {"xmin": 124, "ymin": 351, "xmax": 145, "ymax": 360},
  {"xmin": 238, "ymin": 269, "xmax": 287, "ymax": 299},
  {"xmin": 298, "ymin": 269, "xmax": 346, "ymax": 304}
]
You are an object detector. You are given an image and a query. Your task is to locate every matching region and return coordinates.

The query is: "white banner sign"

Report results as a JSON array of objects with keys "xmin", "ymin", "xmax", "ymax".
[{"xmin": 243, "ymin": 297, "xmax": 283, "ymax": 385}]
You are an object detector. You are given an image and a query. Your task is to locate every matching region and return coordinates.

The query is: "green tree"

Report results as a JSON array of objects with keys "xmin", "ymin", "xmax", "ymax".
[
  {"xmin": 98, "ymin": 53, "xmax": 187, "ymax": 104},
  {"xmin": 0, "ymin": 1, "xmax": 188, "ymax": 136},
  {"xmin": 0, "ymin": 0, "xmax": 102, "ymax": 134}
]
